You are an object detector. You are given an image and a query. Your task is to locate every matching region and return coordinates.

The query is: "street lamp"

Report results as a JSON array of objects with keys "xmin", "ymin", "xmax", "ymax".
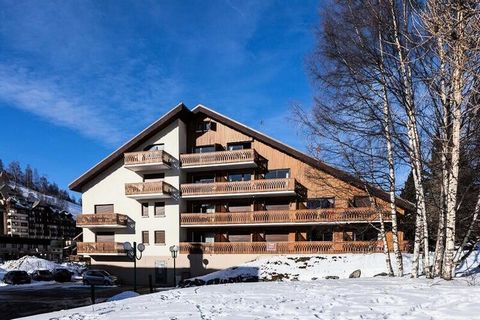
[
  {"xmin": 123, "ymin": 241, "xmax": 145, "ymax": 292},
  {"xmin": 169, "ymin": 245, "xmax": 179, "ymax": 287}
]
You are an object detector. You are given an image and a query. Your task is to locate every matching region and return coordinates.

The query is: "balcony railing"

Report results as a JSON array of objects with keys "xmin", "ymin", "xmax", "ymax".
[
  {"xmin": 181, "ymin": 178, "xmax": 305, "ymax": 198},
  {"xmin": 124, "ymin": 150, "xmax": 174, "ymax": 171},
  {"xmin": 76, "ymin": 213, "xmax": 128, "ymax": 228},
  {"xmin": 180, "ymin": 208, "xmax": 391, "ymax": 226},
  {"xmin": 180, "ymin": 149, "xmax": 264, "ymax": 169},
  {"xmin": 77, "ymin": 242, "xmax": 126, "ymax": 255},
  {"xmin": 179, "ymin": 240, "xmax": 410, "ymax": 255},
  {"xmin": 125, "ymin": 181, "xmax": 176, "ymax": 199}
]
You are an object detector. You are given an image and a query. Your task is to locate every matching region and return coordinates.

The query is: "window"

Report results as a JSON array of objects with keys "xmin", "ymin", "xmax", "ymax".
[
  {"xmin": 193, "ymin": 145, "xmax": 216, "ymax": 153},
  {"xmin": 96, "ymin": 232, "xmax": 114, "ymax": 242},
  {"xmin": 353, "ymin": 196, "xmax": 371, "ymax": 208},
  {"xmin": 227, "ymin": 172, "xmax": 251, "ymax": 182},
  {"xmin": 155, "ymin": 230, "xmax": 165, "ymax": 245},
  {"xmin": 193, "ymin": 174, "xmax": 215, "ymax": 183},
  {"xmin": 307, "ymin": 198, "xmax": 335, "ymax": 209},
  {"xmin": 155, "ymin": 202, "xmax": 165, "ymax": 216},
  {"xmin": 193, "ymin": 203, "xmax": 215, "ymax": 213},
  {"xmin": 227, "ymin": 201, "xmax": 251, "ymax": 212},
  {"xmin": 196, "ymin": 120, "xmax": 216, "ymax": 133},
  {"xmin": 265, "ymin": 232, "xmax": 289, "ymax": 242},
  {"xmin": 227, "ymin": 142, "xmax": 251, "ymax": 150},
  {"xmin": 265, "ymin": 169, "xmax": 290, "ymax": 179},
  {"xmin": 142, "ymin": 203, "xmax": 149, "ymax": 217},
  {"xmin": 144, "ymin": 143, "xmax": 164, "ymax": 151},
  {"xmin": 265, "ymin": 200, "xmax": 290, "ymax": 211},
  {"xmin": 143, "ymin": 173, "xmax": 165, "ymax": 182},
  {"xmin": 228, "ymin": 232, "xmax": 251, "ymax": 242},
  {"xmin": 142, "ymin": 231, "xmax": 149, "ymax": 244},
  {"xmin": 94, "ymin": 204, "xmax": 114, "ymax": 214}
]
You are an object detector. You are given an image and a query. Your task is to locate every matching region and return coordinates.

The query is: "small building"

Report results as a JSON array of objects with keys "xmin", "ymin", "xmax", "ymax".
[{"xmin": 70, "ymin": 104, "xmax": 413, "ymax": 285}]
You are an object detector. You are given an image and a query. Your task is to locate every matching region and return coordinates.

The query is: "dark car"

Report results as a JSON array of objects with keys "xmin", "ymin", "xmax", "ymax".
[
  {"xmin": 83, "ymin": 269, "xmax": 118, "ymax": 285},
  {"xmin": 31, "ymin": 269, "xmax": 54, "ymax": 281},
  {"xmin": 4, "ymin": 271, "xmax": 31, "ymax": 285},
  {"xmin": 53, "ymin": 268, "xmax": 72, "ymax": 282}
]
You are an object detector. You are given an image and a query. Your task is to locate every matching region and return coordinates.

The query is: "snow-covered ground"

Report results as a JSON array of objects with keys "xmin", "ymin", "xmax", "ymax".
[{"xmin": 23, "ymin": 277, "xmax": 480, "ymax": 320}]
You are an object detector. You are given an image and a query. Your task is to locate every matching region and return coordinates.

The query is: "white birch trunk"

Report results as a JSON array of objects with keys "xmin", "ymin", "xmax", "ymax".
[
  {"xmin": 378, "ymin": 25, "xmax": 403, "ymax": 276},
  {"xmin": 441, "ymin": 5, "xmax": 465, "ymax": 280},
  {"xmin": 388, "ymin": 0, "xmax": 430, "ymax": 277},
  {"xmin": 433, "ymin": 35, "xmax": 449, "ymax": 278},
  {"xmin": 454, "ymin": 192, "xmax": 480, "ymax": 264}
]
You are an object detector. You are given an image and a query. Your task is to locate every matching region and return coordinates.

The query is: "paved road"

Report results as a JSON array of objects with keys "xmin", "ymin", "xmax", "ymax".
[{"xmin": 0, "ymin": 282, "xmax": 151, "ymax": 319}]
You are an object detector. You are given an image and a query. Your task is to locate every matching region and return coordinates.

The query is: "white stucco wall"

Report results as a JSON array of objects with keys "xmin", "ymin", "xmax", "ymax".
[{"xmin": 81, "ymin": 119, "xmax": 184, "ymax": 257}]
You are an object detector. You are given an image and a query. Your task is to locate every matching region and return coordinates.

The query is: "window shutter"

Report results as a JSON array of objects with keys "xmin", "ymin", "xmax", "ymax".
[{"xmin": 155, "ymin": 230, "xmax": 165, "ymax": 244}]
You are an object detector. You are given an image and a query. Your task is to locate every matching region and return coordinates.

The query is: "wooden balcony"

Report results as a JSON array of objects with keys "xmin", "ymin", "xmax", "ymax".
[
  {"xmin": 77, "ymin": 242, "xmax": 126, "ymax": 256},
  {"xmin": 181, "ymin": 178, "xmax": 306, "ymax": 199},
  {"xmin": 124, "ymin": 150, "xmax": 175, "ymax": 172},
  {"xmin": 125, "ymin": 181, "xmax": 177, "ymax": 200},
  {"xmin": 76, "ymin": 213, "xmax": 129, "ymax": 228},
  {"xmin": 180, "ymin": 149, "xmax": 265, "ymax": 171},
  {"xmin": 180, "ymin": 208, "xmax": 391, "ymax": 226},
  {"xmin": 179, "ymin": 240, "xmax": 410, "ymax": 255}
]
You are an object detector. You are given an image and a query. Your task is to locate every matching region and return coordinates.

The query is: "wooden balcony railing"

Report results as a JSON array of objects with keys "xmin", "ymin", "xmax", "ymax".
[
  {"xmin": 125, "ymin": 181, "xmax": 176, "ymax": 196},
  {"xmin": 124, "ymin": 150, "xmax": 174, "ymax": 166},
  {"xmin": 76, "ymin": 213, "xmax": 128, "ymax": 227},
  {"xmin": 77, "ymin": 242, "xmax": 126, "ymax": 255},
  {"xmin": 180, "ymin": 149, "xmax": 259, "ymax": 167},
  {"xmin": 181, "ymin": 208, "xmax": 391, "ymax": 225},
  {"xmin": 179, "ymin": 240, "xmax": 410, "ymax": 255},
  {"xmin": 181, "ymin": 178, "xmax": 305, "ymax": 197}
]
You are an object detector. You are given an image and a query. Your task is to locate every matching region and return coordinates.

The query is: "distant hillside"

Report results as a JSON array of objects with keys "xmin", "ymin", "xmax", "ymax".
[{"xmin": 0, "ymin": 158, "xmax": 79, "ymax": 205}]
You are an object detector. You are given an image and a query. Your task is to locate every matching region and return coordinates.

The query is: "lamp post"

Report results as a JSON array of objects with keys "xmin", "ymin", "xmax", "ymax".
[
  {"xmin": 123, "ymin": 241, "xmax": 145, "ymax": 292},
  {"xmin": 169, "ymin": 245, "xmax": 179, "ymax": 287}
]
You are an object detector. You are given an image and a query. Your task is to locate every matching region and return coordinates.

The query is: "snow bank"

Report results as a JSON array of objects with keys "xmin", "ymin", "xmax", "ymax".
[
  {"xmin": 1, "ymin": 256, "xmax": 56, "ymax": 273},
  {"xmin": 190, "ymin": 250, "xmax": 480, "ymax": 284},
  {"xmin": 0, "ymin": 256, "xmax": 85, "ymax": 275},
  {"xmin": 107, "ymin": 291, "xmax": 140, "ymax": 302},
  {"xmin": 26, "ymin": 278, "xmax": 480, "ymax": 320},
  {"xmin": 191, "ymin": 253, "xmax": 415, "ymax": 283}
]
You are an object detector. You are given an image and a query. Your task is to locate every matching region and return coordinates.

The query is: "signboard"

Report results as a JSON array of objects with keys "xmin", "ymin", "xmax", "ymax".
[{"xmin": 266, "ymin": 242, "xmax": 277, "ymax": 252}]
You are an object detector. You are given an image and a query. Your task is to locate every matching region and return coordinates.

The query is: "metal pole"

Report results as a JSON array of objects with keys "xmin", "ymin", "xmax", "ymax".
[
  {"xmin": 173, "ymin": 257, "xmax": 176, "ymax": 287},
  {"xmin": 133, "ymin": 241, "xmax": 137, "ymax": 292},
  {"xmin": 90, "ymin": 284, "xmax": 95, "ymax": 304}
]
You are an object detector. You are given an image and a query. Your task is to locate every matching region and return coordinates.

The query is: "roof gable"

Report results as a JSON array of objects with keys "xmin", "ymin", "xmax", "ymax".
[{"xmin": 69, "ymin": 103, "xmax": 190, "ymax": 192}]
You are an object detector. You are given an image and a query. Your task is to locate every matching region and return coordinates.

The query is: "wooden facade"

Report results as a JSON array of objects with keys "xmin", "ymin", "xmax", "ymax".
[{"xmin": 178, "ymin": 111, "xmax": 409, "ymax": 253}]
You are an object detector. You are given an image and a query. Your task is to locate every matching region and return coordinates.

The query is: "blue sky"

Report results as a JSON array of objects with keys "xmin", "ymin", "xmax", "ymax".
[{"xmin": 0, "ymin": 0, "xmax": 320, "ymax": 196}]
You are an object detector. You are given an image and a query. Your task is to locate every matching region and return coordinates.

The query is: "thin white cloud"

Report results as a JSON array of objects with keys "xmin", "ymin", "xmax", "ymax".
[{"xmin": 0, "ymin": 65, "xmax": 123, "ymax": 145}]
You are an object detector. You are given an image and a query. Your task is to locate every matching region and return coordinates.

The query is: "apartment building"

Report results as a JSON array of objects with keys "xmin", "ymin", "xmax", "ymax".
[
  {"xmin": 70, "ymin": 103, "xmax": 412, "ymax": 285},
  {"xmin": 0, "ymin": 173, "xmax": 78, "ymax": 260}
]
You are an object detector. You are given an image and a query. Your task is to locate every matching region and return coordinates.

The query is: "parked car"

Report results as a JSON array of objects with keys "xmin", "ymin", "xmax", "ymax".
[
  {"xmin": 53, "ymin": 268, "xmax": 72, "ymax": 282},
  {"xmin": 4, "ymin": 271, "xmax": 31, "ymax": 285},
  {"xmin": 83, "ymin": 269, "xmax": 118, "ymax": 285},
  {"xmin": 31, "ymin": 269, "xmax": 54, "ymax": 281}
]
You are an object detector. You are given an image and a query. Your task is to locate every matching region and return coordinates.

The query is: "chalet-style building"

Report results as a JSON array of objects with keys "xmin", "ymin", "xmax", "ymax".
[
  {"xmin": 70, "ymin": 103, "xmax": 412, "ymax": 285},
  {"xmin": 0, "ymin": 172, "xmax": 78, "ymax": 261}
]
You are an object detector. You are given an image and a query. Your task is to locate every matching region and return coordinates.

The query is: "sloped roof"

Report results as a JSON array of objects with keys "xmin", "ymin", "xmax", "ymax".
[
  {"xmin": 69, "ymin": 103, "xmax": 191, "ymax": 191},
  {"xmin": 69, "ymin": 103, "xmax": 414, "ymax": 211}
]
